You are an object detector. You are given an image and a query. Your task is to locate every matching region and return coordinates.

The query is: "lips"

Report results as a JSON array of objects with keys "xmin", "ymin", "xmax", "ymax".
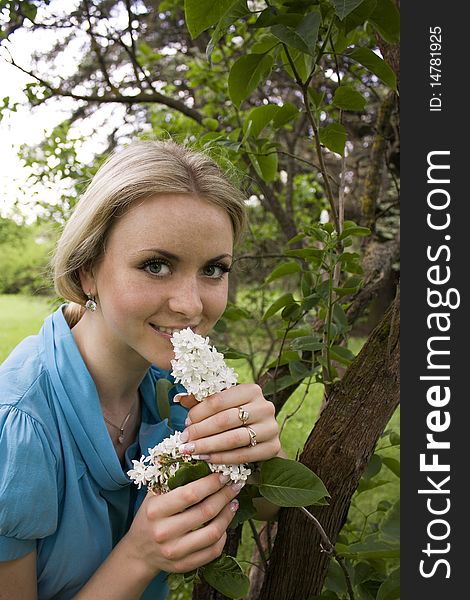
[{"xmin": 150, "ymin": 324, "xmax": 197, "ymax": 336}]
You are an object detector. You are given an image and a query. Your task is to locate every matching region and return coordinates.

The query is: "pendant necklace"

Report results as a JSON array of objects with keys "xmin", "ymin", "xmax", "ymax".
[{"xmin": 103, "ymin": 396, "xmax": 139, "ymax": 444}]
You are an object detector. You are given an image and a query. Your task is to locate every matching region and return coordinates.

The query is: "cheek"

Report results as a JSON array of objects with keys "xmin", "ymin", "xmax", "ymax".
[
  {"xmin": 100, "ymin": 275, "xmax": 158, "ymax": 320},
  {"xmin": 205, "ymin": 284, "xmax": 229, "ymax": 321}
]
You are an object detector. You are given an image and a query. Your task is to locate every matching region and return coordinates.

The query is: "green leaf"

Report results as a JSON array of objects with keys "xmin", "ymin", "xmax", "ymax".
[
  {"xmin": 281, "ymin": 302, "xmax": 302, "ymax": 321},
  {"xmin": 201, "ymin": 554, "xmax": 250, "ymax": 599},
  {"xmin": 350, "ymin": 47, "xmax": 396, "ymax": 90},
  {"xmin": 339, "ymin": 251, "xmax": 363, "ymax": 274},
  {"xmin": 291, "ymin": 336, "xmax": 323, "ymax": 351},
  {"xmin": 156, "ymin": 379, "xmax": 174, "ymax": 426},
  {"xmin": 301, "ymin": 293, "xmax": 321, "ymax": 311},
  {"xmin": 368, "ymin": 0, "xmax": 400, "ymax": 44},
  {"xmin": 243, "ymin": 104, "xmax": 280, "ymax": 139},
  {"xmin": 331, "ymin": 0, "xmax": 367, "ymax": 20},
  {"xmin": 262, "ymin": 293, "xmax": 296, "ymax": 321},
  {"xmin": 251, "ymin": 33, "xmax": 279, "ymax": 53},
  {"xmin": 376, "ymin": 568, "xmax": 400, "ymax": 600},
  {"xmin": 319, "ymin": 123, "xmax": 347, "ymax": 154},
  {"xmin": 229, "ymin": 484, "xmax": 260, "ymax": 527},
  {"xmin": 285, "ymin": 248, "xmax": 324, "ymax": 260},
  {"xmin": 339, "ymin": 225, "xmax": 371, "ymax": 239},
  {"xmin": 288, "ymin": 359, "xmax": 311, "ymax": 381},
  {"xmin": 330, "ymin": 344, "xmax": 355, "ymax": 365},
  {"xmin": 356, "ymin": 478, "xmax": 389, "ymax": 494},
  {"xmin": 382, "ymin": 457, "xmax": 400, "ymax": 478},
  {"xmin": 265, "ymin": 350, "xmax": 300, "ymax": 369},
  {"xmin": 228, "ymin": 53, "xmax": 274, "ymax": 108},
  {"xmin": 167, "ymin": 461, "xmax": 212, "ymax": 490},
  {"xmin": 223, "ymin": 304, "xmax": 252, "ymax": 320},
  {"xmin": 341, "ymin": 0, "xmax": 377, "ymax": 34},
  {"xmin": 332, "ymin": 86, "xmax": 367, "ymax": 111},
  {"xmin": 379, "ymin": 500, "xmax": 400, "ymax": 542},
  {"xmin": 273, "ymin": 102, "xmax": 299, "ymax": 127},
  {"xmin": 262, "ymin": 374, "xmax": 296, "ymax": 396},
  {"xmin": 259, "ymin": 457, "xmax": 329, "ymax": 507},
  {"xmin": 206, "ymin": 0, "xmax": 250, "ymax": 62},
  {"xmin": 167, "ymin": 573, "xmax": 186, "ymax": 591},
  {"xmin": 389, "ymin": 431, "xmax": 400, "ymax": 446},
  {"xmin": 339, "ymin": 535, "xmax": 399, "ymax": 559},
  {"xmin": 202, "ymin": 117, "xmax": 219, "ymax": 131},
  {"xmin": 216, "ymin": 345, "xmax": 250, "ymax": 360},
  {"xmin": 265, "ymin": 261, "xmax": 301, "ymax": 284},
  {"xmin": 20, "ymin": 1, "xmax": 38, "ymax": 21},
  {"xmin": 252, "ymin": 147, "xmax": 278, "ymax": 182},
  {"xmin": 287, "ymin": 231, "xmax": 308, "ymax": 245},
  {"xmin": 184, "ymin": 0, "xmax": 234, "ymax": 39},
  {"xmin": 274, "ymin": 328, "xmax": 312, "ymax": 340},
  {"xmin": 362, "ymin": 453, "xmax": 382, "ymax": 480},
  {"xmin": 332, "ymin": 303, "xmax": 349, "ymax": 330},
  {"xmin": 271, "ymin": 10, "xmax": 320, "ymax": 56}
]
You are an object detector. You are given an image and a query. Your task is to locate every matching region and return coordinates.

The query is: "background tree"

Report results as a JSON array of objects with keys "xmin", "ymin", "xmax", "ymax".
[{"xmin": 0, "ymin": 1, "xmax": 400, "ymax": 598}]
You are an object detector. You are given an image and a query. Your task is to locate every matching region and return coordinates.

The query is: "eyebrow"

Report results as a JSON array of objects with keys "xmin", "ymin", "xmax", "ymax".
[{"xmin": 139, "ymin": 248, "xmax": 233, "ymax": 263}]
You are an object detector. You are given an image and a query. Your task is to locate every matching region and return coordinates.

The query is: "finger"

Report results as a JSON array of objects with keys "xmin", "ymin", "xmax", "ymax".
[
  {"xmin": 146, "ymin": 472, "xmax": 229, "ymax": 519},
  {"xmin": 166, "ymin": 501, "xmax": 238, "ymax": 563},
  {"xmin": 152, "ymin": 480, "xmax": 244, "ymax": 541},
  {"xmin": 205, "ymin": 437, "xmax": 282, "ymax": 465},
  {"xmin": 188, "ymin": 384, "xmax": 262, "ymax": 423},
  {"xmin": 171, "ymin": 533, "xmax": 227, "ymax": 573},
  {"xmin": 174, "ymin": 393, "xmax": 198, "ymax": 408},
  {"xmin": 185, "ymin": 404, "xmax": 264, "ymax": 441},
  {"xmin": 179, "ymin": 421, "xmax": 278, "ymax": 456}
]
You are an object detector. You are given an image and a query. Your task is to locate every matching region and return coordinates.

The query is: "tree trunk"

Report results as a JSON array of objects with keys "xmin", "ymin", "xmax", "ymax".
[{"xmin": 257, "ymin": 292, "xmax": 400, "ymax": 600}]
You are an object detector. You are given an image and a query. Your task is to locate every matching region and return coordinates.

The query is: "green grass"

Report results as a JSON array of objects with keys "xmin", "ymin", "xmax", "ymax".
[{"xmin": 0, "ymin": 295, "xmax": 53, "ymax": 363}]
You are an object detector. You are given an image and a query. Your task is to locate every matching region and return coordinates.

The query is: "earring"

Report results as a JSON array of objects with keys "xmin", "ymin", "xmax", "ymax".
[{"xmin": 85, "ymin": 293, "xmax": 97, "ymax": 312}]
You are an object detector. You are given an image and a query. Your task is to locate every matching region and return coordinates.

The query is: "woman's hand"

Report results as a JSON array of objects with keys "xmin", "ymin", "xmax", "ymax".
[
  {"xmin": 178, "ymin": 384, "xmax": 281, "ymax": 465},
  {"xmin": 125, "ymin": 473, "xmax": 242, "ymax": 576}
]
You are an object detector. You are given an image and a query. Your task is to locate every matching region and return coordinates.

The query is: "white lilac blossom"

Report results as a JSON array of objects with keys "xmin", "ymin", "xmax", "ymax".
[
  {"xmin": 127, "ymin": 329, "xmax": 251, "ymax": 492},
  {"xmin": 128, "ymin": 431, "xmax": 194, "ymax": 493},
  {"xmin": 170, "ymin": 328, "xmax": 238, "ymax": 401}
]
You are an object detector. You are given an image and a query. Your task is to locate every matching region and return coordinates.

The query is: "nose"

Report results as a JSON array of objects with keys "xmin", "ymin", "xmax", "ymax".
[{"xmin": 168, "ymin": 275, "xmax": 203, "ymax": 320}]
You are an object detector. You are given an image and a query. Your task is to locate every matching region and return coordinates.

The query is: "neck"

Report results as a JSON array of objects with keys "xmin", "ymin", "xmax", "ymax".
[{"xmin": 71, "ymin": 312, "xmax": 150, "ymax": 411}]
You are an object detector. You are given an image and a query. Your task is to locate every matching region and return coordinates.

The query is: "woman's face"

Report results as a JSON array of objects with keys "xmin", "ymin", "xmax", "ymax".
[{"xmin": 84, "ymin": 194, "xmax": 234, "ymax": 370}]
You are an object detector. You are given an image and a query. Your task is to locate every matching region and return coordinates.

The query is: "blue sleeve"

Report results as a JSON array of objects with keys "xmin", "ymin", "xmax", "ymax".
[{"xmin": 0, "ymin": 405, "xmax": 58, "ymax": 561}]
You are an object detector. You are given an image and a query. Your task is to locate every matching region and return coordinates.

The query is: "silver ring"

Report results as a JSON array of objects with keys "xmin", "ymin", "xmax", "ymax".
[
  {"xmin": 238, "ymin": 407, "xmax": 249, "ymax": 425},
  {"xmin": 245, "ymin": 425, "xmax": 257, "ymax": 447}
]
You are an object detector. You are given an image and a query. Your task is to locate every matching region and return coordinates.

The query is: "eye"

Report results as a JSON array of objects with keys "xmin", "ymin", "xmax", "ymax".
[
  {"xmin": 202, "ymin": 264, "xmax": 231, "ymax": 279},
  {"xmin": 142, "ymin": 259, "xmax": 171, "ymax": 276}
]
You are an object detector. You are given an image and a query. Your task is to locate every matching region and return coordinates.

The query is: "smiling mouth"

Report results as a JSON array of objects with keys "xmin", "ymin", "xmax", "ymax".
[{"xmin": 150, "ymin": 324, "xmax": 196, "ymax": 336}]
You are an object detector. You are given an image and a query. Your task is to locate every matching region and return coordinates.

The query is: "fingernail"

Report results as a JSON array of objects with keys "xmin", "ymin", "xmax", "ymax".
[
  {"xmin": 174, "ymin": 393, "xmax": 192, "ymax": 403},
  {"xmin": 179, "ymin": 443, "xmax": 195, "ymax": 454},
  {"xmin": 219, "ymin": 474, "xmax": 231, "ymax": 484},
  {"xmin": 197, "ymin": 454, "xmax": 211, "ymax": 460},
  {"xmin": 185, "ymin": 416, "xmax": 192, "ymax": 427},
  {"xmin": 179, "ymin": 429, "xmax": 189, "ymax": 443},
  {"xmin": 231, "ymin": 481, "xmax": 245, "ymax": 492},
  {"xmin": 229, "ymin": 499, "xmax": 239, "ymax": 512}
]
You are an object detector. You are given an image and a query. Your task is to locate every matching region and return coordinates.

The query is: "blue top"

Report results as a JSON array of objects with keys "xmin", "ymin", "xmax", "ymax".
[{"xmin": 0, "ymin": 306, "xmax": 188, "ymax": 600}]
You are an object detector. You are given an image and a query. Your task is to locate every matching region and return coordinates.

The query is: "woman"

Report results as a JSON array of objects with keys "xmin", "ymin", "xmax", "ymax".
[{"xmin": 0, "ymin": 141, "xmax": 282, "ymax": 599}]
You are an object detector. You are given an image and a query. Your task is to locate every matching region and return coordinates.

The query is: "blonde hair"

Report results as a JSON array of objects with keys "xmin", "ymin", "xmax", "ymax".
[{"xmin": 52, "ymin": 140, "xmax": 247, "ymax": 326}]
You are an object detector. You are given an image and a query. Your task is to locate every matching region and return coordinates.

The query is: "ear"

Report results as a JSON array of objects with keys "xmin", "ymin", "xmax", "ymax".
[{"xmin": 78, "ymin": 266, "xmax": 96, "ymax": 297}]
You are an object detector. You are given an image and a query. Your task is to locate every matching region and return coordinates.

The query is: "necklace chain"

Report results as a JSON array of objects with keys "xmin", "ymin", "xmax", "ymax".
[{"xmin": 103, "ymin": 397, "xmax": 139, "ymax": 444}]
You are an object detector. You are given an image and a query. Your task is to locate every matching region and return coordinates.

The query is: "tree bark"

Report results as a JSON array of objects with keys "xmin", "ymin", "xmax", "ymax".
[{"xmin": 257, "ymin": 292, "xmax": 400, "ymax": 600}]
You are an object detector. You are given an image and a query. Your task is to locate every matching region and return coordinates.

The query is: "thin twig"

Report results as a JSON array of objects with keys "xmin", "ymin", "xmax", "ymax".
[
  {"xmin": 279, "ymin": 375, "xmax": 313, "ymax": 436},
  {"xmin": 248, "ymin": 519, "xmax": 268, "ymax": 566},
  {"xmin": 299, "ymin": 507, "xmax": 355, "ymax": 600}
]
